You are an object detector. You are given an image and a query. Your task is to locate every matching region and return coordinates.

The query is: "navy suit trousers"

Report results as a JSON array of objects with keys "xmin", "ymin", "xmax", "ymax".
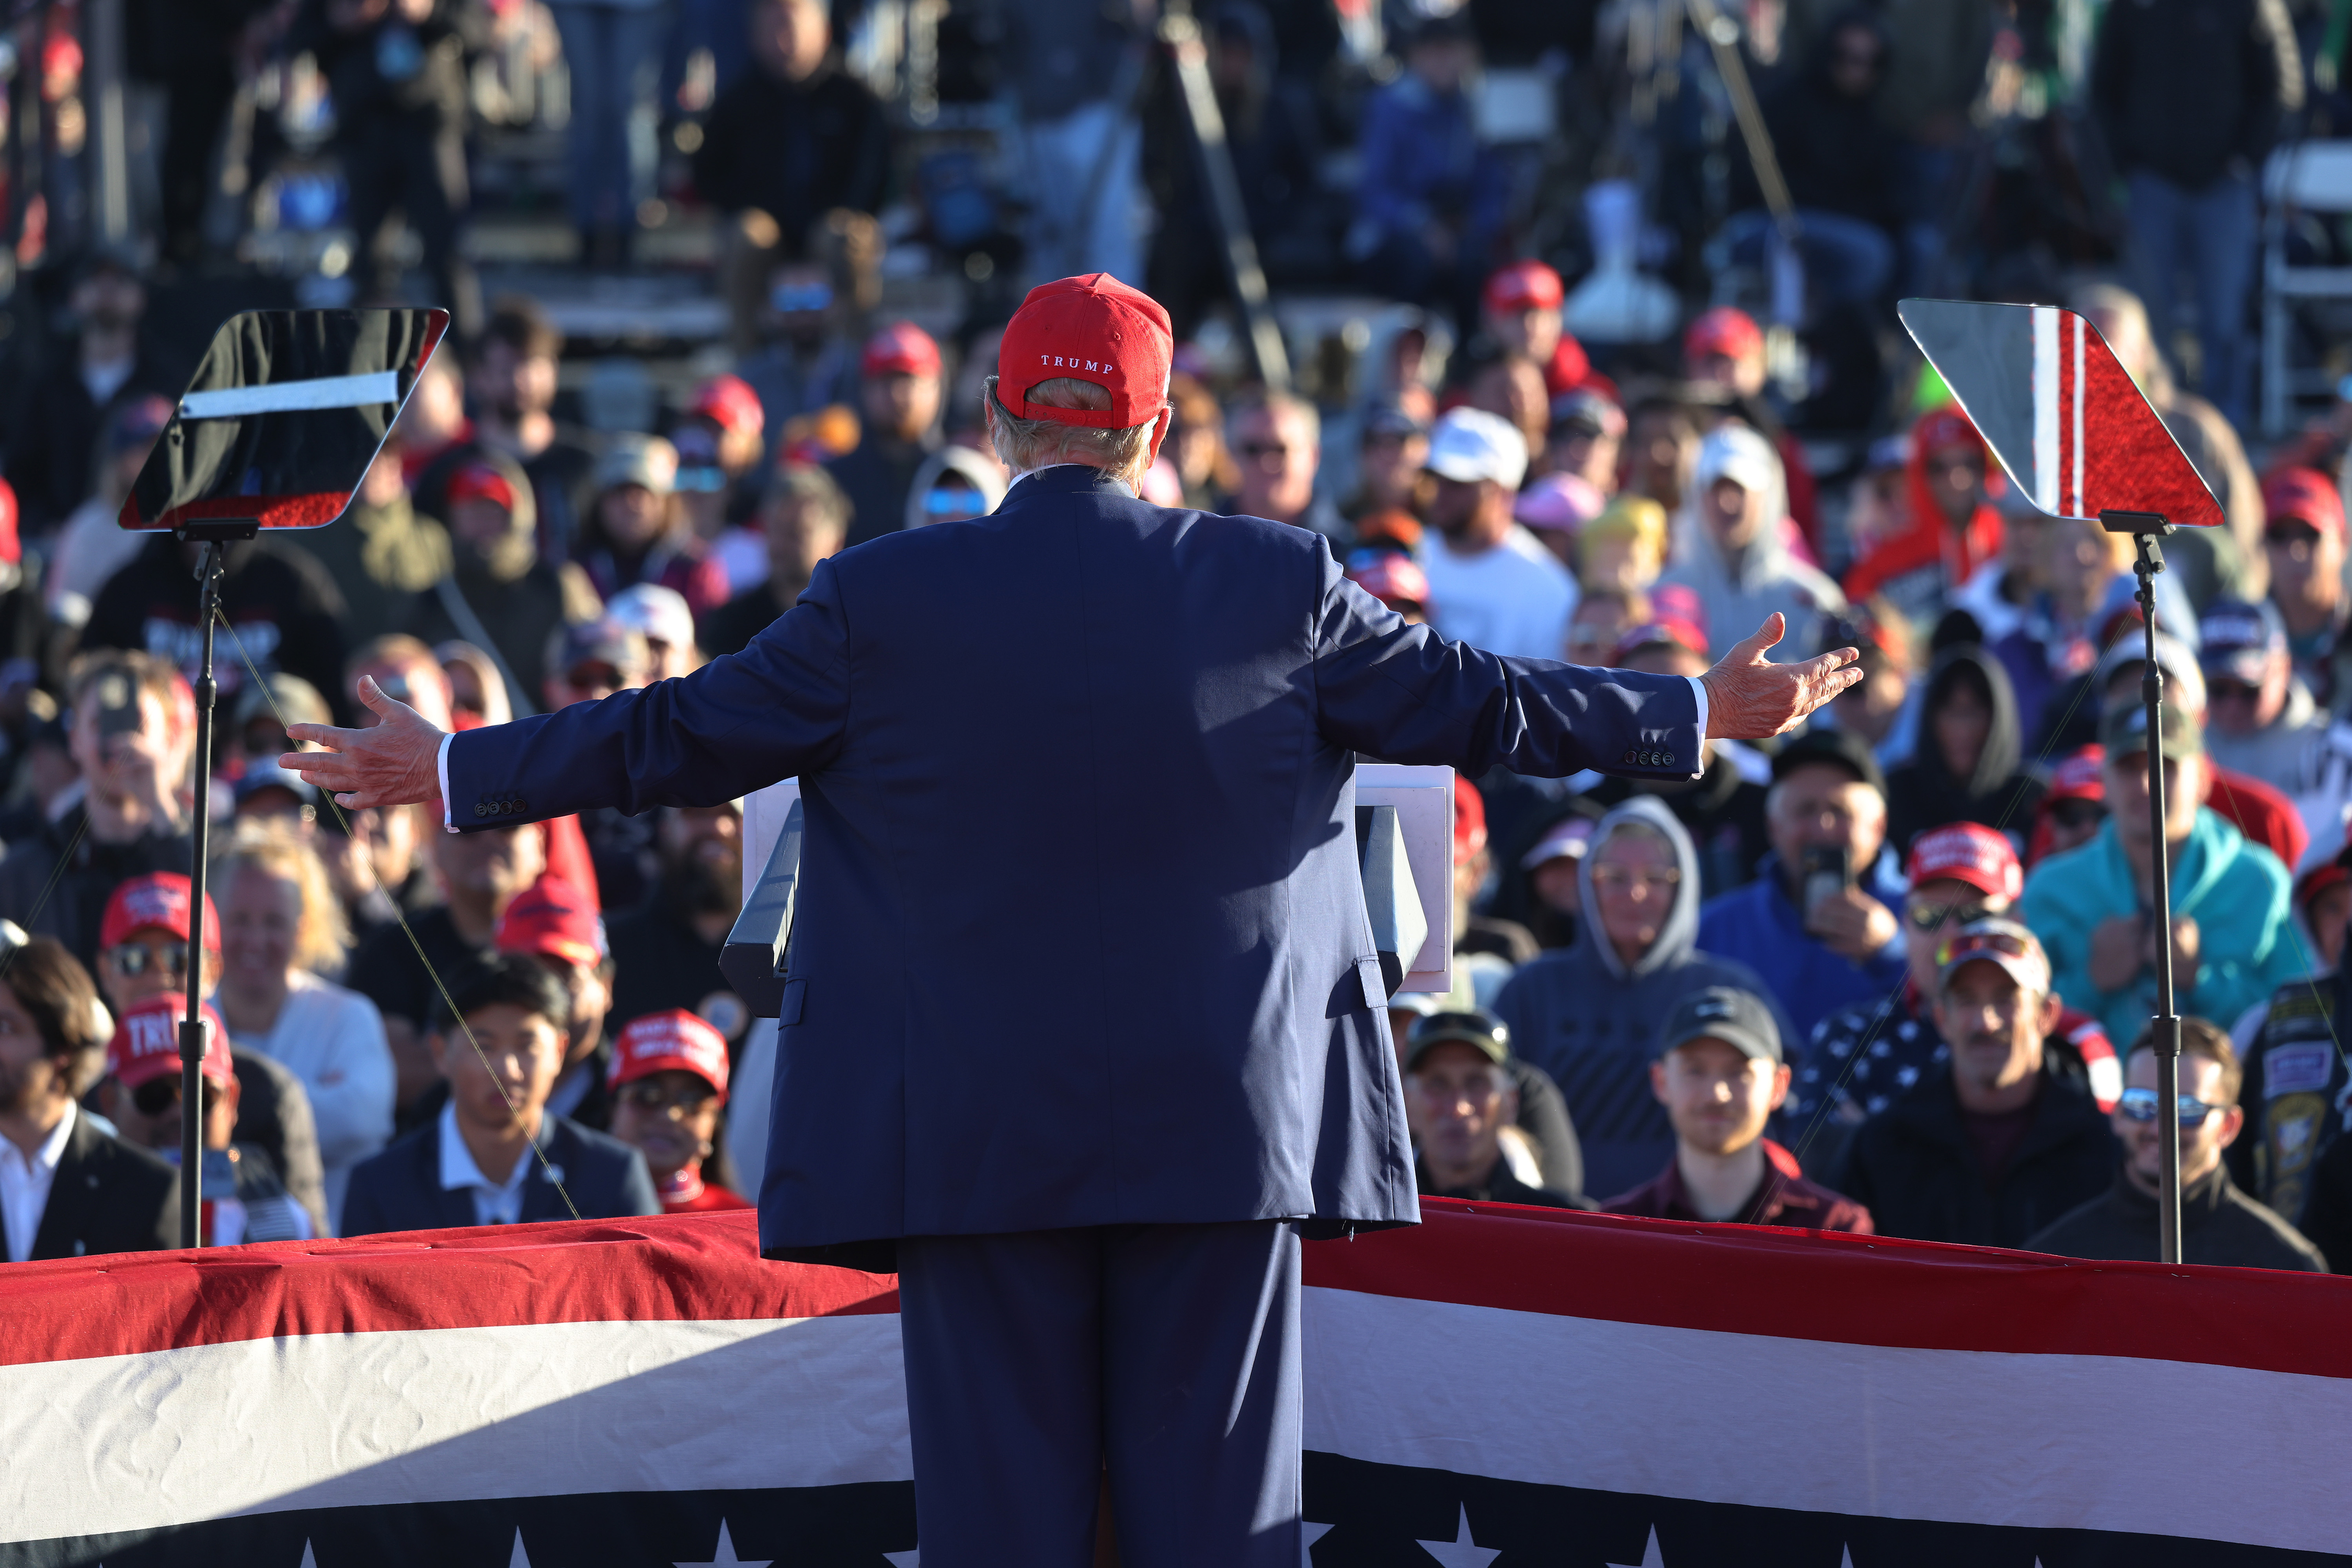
[{"xmin": 895, "ymin": 1220, "xmax": 1302, "ymax": 1567}]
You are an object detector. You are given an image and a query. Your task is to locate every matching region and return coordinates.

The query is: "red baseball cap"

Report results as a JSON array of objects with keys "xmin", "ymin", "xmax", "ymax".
[
  {"xmin": 609, "ymin": 1009, "xmax": 731, "ymax": 1103},
  {"xmin": 1453, "ymin": 773, "xmax": 1487, "ymax": 864},
  {"xmin": 1684, "ymin": 306, "xmax": 1764, "ymax": 365},
  {"xmin": 862, "ymin": 321, "xmax": 943, "ymax": 381},
  {"xmin": 101, "ymin": 873, "xmax": 221, "ymax": 954},
  {"xmin": 1484, "ymin": 259, "xmax": 1564, "ymax": 314},
  {"xmin": 2262, "ymin": 466, "xmax": 2345, "ymax": 539},
  {"xmin": 1346, "ymin": 551, "xmax": 1430, "ymax": 610},
  {"xmin": 995, "ymin": 273, "xmax": 1174, "ymax": 430},
  {"xmin": 1903, "ymin": 821, "xmax": 2023, "ymax": 902},
  {"xmin": 689, "ymin": 373, "xmax": 765, "ymax": 437},
  {"xmin": 446, "ymin": 463, "xmax": 518, "ymax": 513},
  {"xmin": 0, "ymin": 475, "xmax": 18, "ymax": 568},
  {"xmin": 1614, "ymin": 617, "xmax": 1709, "ymax": 663},
  {"xmin": 107, "ymin": 995, "xmax": 233, "ymax": 1091},
  {"xmin": 2043, "ymin": 744, "xmax": 2107, "ymax": 806},
  {"xmin": 494, "ymin": 874, "xmax": 606, "ymax": 970}
]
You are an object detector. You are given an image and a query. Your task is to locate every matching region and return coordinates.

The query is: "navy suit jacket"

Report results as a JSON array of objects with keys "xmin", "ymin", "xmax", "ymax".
[
  {"xmin": 339, "ymin": 1113, "xmax": 660, "ymax": 1237},
  {"xmin": 446, "ymin": 465, "xmax": 1702, "ymax": 1269}
]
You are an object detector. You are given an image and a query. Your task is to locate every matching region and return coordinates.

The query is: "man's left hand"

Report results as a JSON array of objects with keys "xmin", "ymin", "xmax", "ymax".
[
  {"xmin": 1808, "ymin": 886, "xmax": 1898, "ymax": 963},
  {"xmin": 281, "ymin": 676, "xmax": 446, "ymax": 811}
]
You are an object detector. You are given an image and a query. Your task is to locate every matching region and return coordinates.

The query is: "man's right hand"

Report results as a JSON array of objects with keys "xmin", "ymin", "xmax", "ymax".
[
  {"xmin": 1700, "ymin": 614, "xmax": 1863, "ymax": 739},
  {"xmin": 282, "ymin": 676, "xmax": 448, "ymax": 812}
]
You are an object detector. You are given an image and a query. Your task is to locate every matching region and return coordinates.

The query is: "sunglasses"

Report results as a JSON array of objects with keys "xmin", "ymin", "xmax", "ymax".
[
  {"xmin": 2050, "ymin": 800, "xmax": 2107, "ymax": 832},
  {"xmin": 1936, "ymin": 928, "xmax": 2037, "ymax": 967},
  {"xmin": 770, "ymin": 282, "xmax": 833, "ymax": 313},
  {"xmin": 618, "ymin": 1077, "xmax": 717, "ymax": 1114},
  {"xmin": 130, "ymin": 1073, "xmax": 220, "ymax": 1117},
  {"xmin": 109, "ymin": 943, "xmax": 190, "ymax": 978},
  {"xmin": 1906, "ymin": 901, "xmax": 1992, "ymax": 932},
  {"xmin": 2116, "ymin": 1086, "xmax": 2221, "ymax": 1125},
  {"xmin": 2206, "ymin": 678, "xmax": 2262, "ymax": 704},
  {"xmin": 1238, "ymin": 441, "xmax": 1297, "ymax": 460}
]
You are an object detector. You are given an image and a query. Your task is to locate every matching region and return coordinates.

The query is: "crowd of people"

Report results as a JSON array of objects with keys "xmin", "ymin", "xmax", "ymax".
[{"xmin": 3, "ymin": 0, "xmax": 2351, "ymax": 1283}]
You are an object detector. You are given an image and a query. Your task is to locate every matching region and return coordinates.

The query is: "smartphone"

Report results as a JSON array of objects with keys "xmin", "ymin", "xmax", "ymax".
[
  {"xmin": 94, "ymin": 672, "xmax": 143, "ymax": 739},
  {"xmin": 1801, "ymin": 845, "xmax": 1853, "ymax": 924}
]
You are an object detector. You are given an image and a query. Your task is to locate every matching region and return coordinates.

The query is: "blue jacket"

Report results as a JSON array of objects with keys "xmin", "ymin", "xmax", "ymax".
[
  {"xmin": 2020, "ymin": 808, "xmax": 2307, "ymax": 1049},
  {"xmin": 443, "ymin": 465, "xmax": 1703, "ymax": 1269},
  {"xmin": 1696, "ymin": 850, "xmax": 1909, "ymax": 1044},
  {"xmin": 340, "ymin": 1113, "xmax": 659, "ymax": 1237}
]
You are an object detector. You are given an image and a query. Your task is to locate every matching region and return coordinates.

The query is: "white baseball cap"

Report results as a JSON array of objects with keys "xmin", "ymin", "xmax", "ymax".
[{"xmin": 1425, "ymin": 408, "xmax": 1529, "ymax": 492}]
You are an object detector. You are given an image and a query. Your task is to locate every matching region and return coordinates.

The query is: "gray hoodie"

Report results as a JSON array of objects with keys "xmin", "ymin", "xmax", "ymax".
[{"xmin": 1492, "ymin": 796, "xmax": 1794, "ymax": 1201}]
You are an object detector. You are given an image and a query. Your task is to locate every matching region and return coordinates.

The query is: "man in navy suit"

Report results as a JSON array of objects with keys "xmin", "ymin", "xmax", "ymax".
[
  {"xmin": 288, "ymin": 274, "xmax": 1858, "ymax": 1565},
  {"xmin": 341, "ymin": 955, "xmax": 659, "ymax": 1237}
]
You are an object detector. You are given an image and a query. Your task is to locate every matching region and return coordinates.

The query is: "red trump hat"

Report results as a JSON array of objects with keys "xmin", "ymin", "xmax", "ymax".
[
  {"xmin": 1903, "ymin": 821, "xmax": 2023, "ymax": 902},
  {"xmin": 494, "ymin": 874, "xmax": 606, "ymax": 970},
  {"xmin": 995, "ymin": 273, "xmax": 1174, "ymax": 430},
  {"xmin": 1484, "ymin": 259, "xmax": 1563, "ymax": 315},
  {"xmin": 862, "ymin": 321, "xmax": 943, "ymax": 381},
  {"xmin": 107, "ymin": 995, "xmax": 233, "ymax": 1091},
  {"xmin": 609, "ymin": 1009, "xmax": 731, "ymax": 1104},
  {"xmin": 101, "ymin": 872, "xmax": 221, "ymax": 954}
]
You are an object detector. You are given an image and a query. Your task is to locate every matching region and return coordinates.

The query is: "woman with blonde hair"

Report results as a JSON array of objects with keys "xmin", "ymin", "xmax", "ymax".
[{"xmin": 212, "ymin": 820, "xmax": 395, "ymax": 1232}]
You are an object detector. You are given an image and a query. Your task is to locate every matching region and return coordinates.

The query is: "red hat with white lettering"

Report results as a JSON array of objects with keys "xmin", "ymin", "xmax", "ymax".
[
  {"xmin": 609, "ymin": 1008, "xmax": 731, "ymax": 1104},
  {"xmin": 106, "ymin": 995, "xmax": 233, "ymax": 1090},
  {"xmin": 995, "ymin": 273, "xmax": 1174, "ymax": 430},
  {"xmin": 100, "ymin": 872, "xmax": 222, "ymax": 955},
  {"xmin": 1903, "ymin": 821, "xmax": 2023, "ymax": 902}
]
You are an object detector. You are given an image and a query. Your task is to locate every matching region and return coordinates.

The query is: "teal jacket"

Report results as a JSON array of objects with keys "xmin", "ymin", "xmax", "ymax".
[{"xmin": 2020, "ymin": 809, "xmax": 2308, "ymax": 1048}]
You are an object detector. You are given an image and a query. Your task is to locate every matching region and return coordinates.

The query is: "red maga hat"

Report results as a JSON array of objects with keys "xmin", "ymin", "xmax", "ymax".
[
  {"xmin": 1684, "ymin": 306, "xmax": 1764, "ymax": 365},
  {"xmin": 995, "ymin": 273, "xmax": 1174, "ymax": 430},
  {"xmin": 2263, "ymin": 466, "xmax": 2345, "ymax": 539},
  {"xmin": 689, "ymin": 373, "xmax": 765, "ymax": 437},
  {"xmin": 494, "ymin": 873, "xmax": 606, "ymax": 970},
  {"xmin": 101, "ymin": 873, "xmax": 221, "ymax": 954},
  {"xmin": 446, "ymin": 463, "xmax": 518, "ymax": 513},
  {"xmin": 107, "ymin": 995, "xmax": 233, "ymax": 1091},
  {"xmin": 1484, "ymin": 259, "xmax": 1564, "ymax": 314},
  {"xmin": 1345, "ymin": 551, "xmax": 1430, "ymax": 609},
  {"xmin": 862, "ymin": 321, "xmax": 942, "ymax": 381},
  {"xmin": 1903, "ymin": 821, "xmax": 2023, "ymax": 902},
  {"xmin": 609, "ymin": 1009, "xmax": 731, "ymax": 1103}
]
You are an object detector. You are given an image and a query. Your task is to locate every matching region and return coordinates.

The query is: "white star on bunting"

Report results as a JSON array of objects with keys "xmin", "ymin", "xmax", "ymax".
[
  {"xmin": 882, "ymin": 1549, "xmax": 921, "ymax": 1567},
  {"xmin": 1606, "ymin": 1525, "xmax": 1667, "ymax": 1567},
  {"xmin": 673, "ymin": 1520, "xmax": 773, "ymax": 1567},
  {"xmin": 1302, "ymin": 1520, "xmax": 1335, "ymax": 1564},
  {"xmin": 1416, "ymin": 1504, "xmax": 1502, "ymax": 1567},
  {"xmin": 509, "ymin": 1528, "xmax": 532, "ymax": 1567},
  {"xmin": 299, "ymin": 1544, "xmax": 318, "ymax": 1568}
]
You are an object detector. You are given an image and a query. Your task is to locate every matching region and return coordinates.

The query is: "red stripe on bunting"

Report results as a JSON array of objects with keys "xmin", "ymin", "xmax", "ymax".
[
  {"xmin": 1312, "ymin": 1201, "xmax": 2352, "ymax": 1379},
  {"xmin": 0, "ymin": 1213, "xmax": 896, "ymax": 1370},
  {"xmin": 6, "ymin": 1202, "xmax": 2349, "ymax": 1377}
]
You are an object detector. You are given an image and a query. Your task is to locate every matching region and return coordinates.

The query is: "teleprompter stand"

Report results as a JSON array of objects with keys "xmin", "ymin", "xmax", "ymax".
[
  {"xmin": 2102, "ymin": 509, "xmax": 2185, "ymax": 1265},
  {"xmin": 174, "ymin": 519, "xmax": 258, "ymax": 1249}
]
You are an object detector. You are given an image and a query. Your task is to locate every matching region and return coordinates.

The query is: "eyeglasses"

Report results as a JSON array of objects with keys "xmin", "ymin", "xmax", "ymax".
[
  {"xmin": 1906, "ymin": 901, "xmax": 1992, "ymax": 931},
  {"xmin": 109, "ymin": 943, "xmax": 190, "ymax": 978},
  {"xmin": 2117, "ymin": 1086, "xmax": 2222, "ymax": 1125},
  {"xmin": 2050, "ymin": 800, "xmax": 2107, "ymax": 832},
  {"xmin": 618, "ymin": 1078, "xmax": 717, "ymax": 1114},
  {"xmin": 1590, "ymin": 866, "xmax": 1680, "ymax": 894},
  {"xmin": 1238, "ymin": 441, "xmax": 1297, "ymax": 460}
]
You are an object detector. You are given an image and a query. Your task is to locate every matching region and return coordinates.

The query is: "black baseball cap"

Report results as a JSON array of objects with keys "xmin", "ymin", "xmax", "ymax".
[
  {"xmin": 1654, "ymin": 986, "xmax": 1782, "ymax": 1065},
  {"xmin": 1404, "ymin": 1009, "xmax": 1511, "ymax": 1071},
  {"xmin": 2099, "ymin": 700, "xmax": 2201, "ymax": 761},
  {"xmin": 1770, "ymin": 727, "xmax": 1886, "ymax": 798}
]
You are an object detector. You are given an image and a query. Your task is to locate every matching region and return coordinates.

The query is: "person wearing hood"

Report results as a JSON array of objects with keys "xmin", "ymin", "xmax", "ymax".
[
  {"xmin": 1883, "ymin": 645, "xmax": 2043, "ymax": 854},
  {"xmin": 1581, "ymin": 617, "xmax": 1774, "ymax": 897},
  {"xmin": 903, "ymin": 445, "xmax": 1008, "ymax": 531},
  {"xmin": 572, "ymin": 434, "xmax": 732, "ymax": 620},
  {"xmin": 403, "ymin": 454, "xmax": 603, "ymax": 716},
  {"xmin": 1697, "ymin": 729, "xmax": 1910, "ymax": 1044},
  {"xmin": 1494, "ymin": 795, "xmax": 1793, "ymax": 1200},
  {"xmin": 1658, "ymin": 424, "xmax": 1845, "ymax": 663},
  {"xmin": 1842, "ymin": 407, "xmax": 2006, "ymax": 627},
  {"xmin": 2199, "ymin": 597, "xmax": 2352, "ymax": 863},
  {"xmin": 2021, "ymin": 704, "xmax": 2307, "ymax": 1051}
]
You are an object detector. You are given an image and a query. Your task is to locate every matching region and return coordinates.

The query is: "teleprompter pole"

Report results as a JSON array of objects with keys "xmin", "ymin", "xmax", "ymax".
[
  {"xmin": 2104, "ymin": 509, "xmax": 2184, "ymax": 1265},
  {"xmin": 177, "ymin": 525, "xmax": 257, "ymax": 1250}
]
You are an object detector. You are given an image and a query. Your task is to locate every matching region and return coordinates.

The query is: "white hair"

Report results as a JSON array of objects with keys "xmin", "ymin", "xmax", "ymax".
[{"xmin": 985, "ymin": 376, "xmax": 1157, "ymax": 483}]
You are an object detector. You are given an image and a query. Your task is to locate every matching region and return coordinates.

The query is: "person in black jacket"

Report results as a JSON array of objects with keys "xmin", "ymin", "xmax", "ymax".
[
  {"xmin": 1725, "ymin": 11, "xmax": 1924, "ymax": 318},
  {"xmin": 2092, "ymin": 0, "xmax": 2300, "ymax": 430},
  {"xmin": 2028, "ymin": 1021, "xmax": 2324, "ymax": 1271},
  {"xmin": 0, "ymin": 937, "xmax": 176, "ymax": 1261},
  {"xmin": 341, "ymin": 955, "xmax": 659, "ymax": 1236},
  {"xmin": 1836, "ymin": 919, "xmax": 2115, "ymax": 1248},
  {"xmin": 1405, "ymin": 1010, "xmax": 1587, "ymax": 1208},
  {"xmin": 81, "ymin": 534, "xmax": 352, "ymax": 731},
  {"xmin": 1883, "ymin": 644, "xmax": 2044, "ymax": 856},
  {"xmin": 690, "ymin": 0, "xmax": 890, "ymax": 245}
]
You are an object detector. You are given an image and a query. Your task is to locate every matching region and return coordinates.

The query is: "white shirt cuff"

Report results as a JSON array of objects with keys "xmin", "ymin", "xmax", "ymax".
[
  {"xmin": 438, "ymin": 732, "xmax": 456, "ymax": 833},
  {"xmin": 1686, "ymin": 675, "xmax": 1708, "ymax": 751}
]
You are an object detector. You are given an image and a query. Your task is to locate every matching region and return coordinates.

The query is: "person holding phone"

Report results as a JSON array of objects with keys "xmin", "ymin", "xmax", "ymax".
[{"xmin": 1698, "ymin": 729, "xmax": 1908, "ymax": 1043}]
